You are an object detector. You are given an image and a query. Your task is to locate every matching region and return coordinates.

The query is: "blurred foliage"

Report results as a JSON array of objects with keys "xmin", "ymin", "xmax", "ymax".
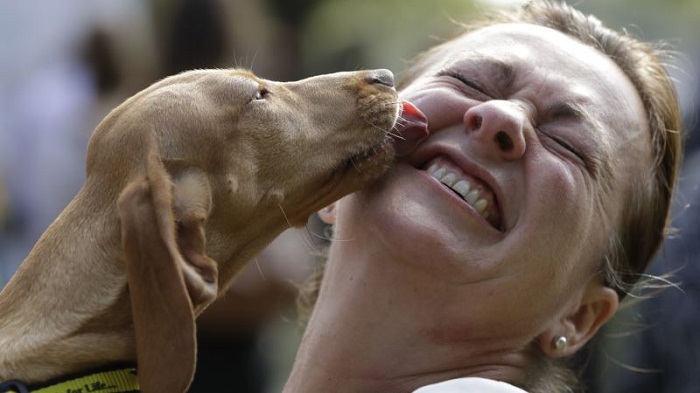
[
  {"xmin": 299, "ymin": 0, "xmax": 477, "ymax": 77},
  {"xmin": 297, "ymin": 0, "xmax": 699, "ymax": 83},
  {"xmin": 575, "ymin": 0, "xmax": 699, "ymax": 52},
  {"xmin": 264, "ymin": 0, "xmax": 324, "ymax": 25}
]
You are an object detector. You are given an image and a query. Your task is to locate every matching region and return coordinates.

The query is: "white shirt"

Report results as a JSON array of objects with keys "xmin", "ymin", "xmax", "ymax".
[{"xmin": 413, "ymin": 377, "xmax": 528, "ymax": 393}]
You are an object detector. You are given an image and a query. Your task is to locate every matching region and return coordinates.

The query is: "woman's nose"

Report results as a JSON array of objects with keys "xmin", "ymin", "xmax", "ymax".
[{"xmin": 464, "ymin": 101, "xmax": 528, "ymax": 161}]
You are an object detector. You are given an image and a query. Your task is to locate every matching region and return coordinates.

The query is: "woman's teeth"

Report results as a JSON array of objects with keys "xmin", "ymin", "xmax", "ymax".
[{"xmin": 427, "ymin": 164, "xmax": 491, "ymax": 219}]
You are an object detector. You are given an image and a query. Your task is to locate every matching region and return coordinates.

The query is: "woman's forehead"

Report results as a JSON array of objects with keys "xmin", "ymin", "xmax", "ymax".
[{"xmin": 435, "ymin": 24, "xmax": 610, "ymax": 75}]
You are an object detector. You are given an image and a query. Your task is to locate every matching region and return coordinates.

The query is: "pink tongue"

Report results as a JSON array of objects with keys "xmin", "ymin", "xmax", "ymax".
[{"xmin": 393, "ymin": 101, "xmax": 429, "ymax": 157}]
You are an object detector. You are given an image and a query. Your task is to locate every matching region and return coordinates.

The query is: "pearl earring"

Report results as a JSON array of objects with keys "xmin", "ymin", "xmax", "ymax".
[{"xmin": 552, "ymin": 336, "xmax": 568, "ymax": 351}]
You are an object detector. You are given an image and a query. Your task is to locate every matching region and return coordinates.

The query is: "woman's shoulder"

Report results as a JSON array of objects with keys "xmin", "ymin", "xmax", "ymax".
[{"xmin": 413, "ymin": 377, "xmax": 529, "ymax": 393}]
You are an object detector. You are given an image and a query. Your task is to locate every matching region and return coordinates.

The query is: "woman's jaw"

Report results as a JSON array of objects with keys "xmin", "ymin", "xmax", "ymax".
[{"xmin": 284, "ymin": 205, "xmax": 534, "ymax": 392}]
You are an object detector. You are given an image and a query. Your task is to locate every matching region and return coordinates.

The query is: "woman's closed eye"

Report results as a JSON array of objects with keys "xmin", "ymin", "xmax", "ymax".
[
  {"xmin": 438, "ymin": 70, "xmax": 491, "ymax": 99},
  {"xmin": 537, "ymin": 128, "xmax": 594, "ymax": 173},
  {"xmin": 536, "ymin": 102, "xmax": 595, "ymax": 165},
  {"xmin": 544, "ymin": 132, "xmax": 583, "ymax": 159}
]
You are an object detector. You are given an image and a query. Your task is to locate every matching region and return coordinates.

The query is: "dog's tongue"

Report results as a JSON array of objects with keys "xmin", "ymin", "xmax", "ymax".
[{"xmin": 393, "ymin": 101, "xmax": 429, "ymax": 157}]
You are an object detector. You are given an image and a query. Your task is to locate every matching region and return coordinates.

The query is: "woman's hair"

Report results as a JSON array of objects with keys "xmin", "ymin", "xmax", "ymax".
[{"xmin": 301, "ymin": 1, "xmax": 684, "ymax": 392}]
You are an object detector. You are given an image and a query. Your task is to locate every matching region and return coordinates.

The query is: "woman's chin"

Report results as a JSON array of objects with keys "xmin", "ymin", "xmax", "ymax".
[{"xmin": 346, "ymin": 163, "xmax": 498, "ymax": 283}]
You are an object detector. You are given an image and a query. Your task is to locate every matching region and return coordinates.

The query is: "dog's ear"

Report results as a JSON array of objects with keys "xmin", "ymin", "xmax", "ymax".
[{"xmin": 117, "ymin": 151, "xmax": 217, "ymax": 393}]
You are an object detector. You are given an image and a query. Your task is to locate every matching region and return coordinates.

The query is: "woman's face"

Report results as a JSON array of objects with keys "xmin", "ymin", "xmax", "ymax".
[{"xmin": 334, "ymin": 23, "xmax": 650, "ymax": 340}]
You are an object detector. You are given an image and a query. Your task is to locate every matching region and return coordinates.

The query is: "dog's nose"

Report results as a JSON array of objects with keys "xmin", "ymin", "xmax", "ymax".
[{"xmin": 366, "ymin": 69, "xmax": 395, "ymax": 88}]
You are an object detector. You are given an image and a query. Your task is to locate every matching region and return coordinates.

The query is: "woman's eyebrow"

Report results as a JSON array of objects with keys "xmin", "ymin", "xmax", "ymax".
[
  {"xmin": 487, "ymin": 59, "xmax": 516, "ymax": 90},
  {"xmin": 448, "ymin": 56, "xmax": 515, "ymax": 90}
]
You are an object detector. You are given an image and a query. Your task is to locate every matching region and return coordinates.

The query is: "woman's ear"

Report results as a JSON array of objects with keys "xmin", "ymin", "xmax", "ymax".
[
  {"xmin": 318, "ymin": 202, "xmax": 337, "ymax": 224},
  {"xmin": 539, "ymin": 280, "xmax": 619, "ymax": 358}
]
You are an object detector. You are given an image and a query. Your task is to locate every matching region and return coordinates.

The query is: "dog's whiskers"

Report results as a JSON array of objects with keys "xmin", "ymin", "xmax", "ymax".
[
  {"xmin": 364, "ymin": 118, "xmax": 391, "ymax": 135},
  {"xmin": 302, "ymin": 225, "xmax": 324, "ymax": 253},
  {"xmin": 253, "ymin": 257, "xmax": 267, "ymax": 281},
  {"xmin": 363, "ymin": 117, "xmax": 406, "ymax": 141},
  {"xmin": 349, "ymin": 156, "xmax": 360, "ymax": 170},
  {"xmin": 388, "ymin": 130, "xmax": 406, "ymax": 141},
  {"xmin": 309, "ymin": 227, "xmax": 334, "ymax": 243},
  {"xmin": 278, "ymin": 203, "xmax": 293, "ymax": 228}
]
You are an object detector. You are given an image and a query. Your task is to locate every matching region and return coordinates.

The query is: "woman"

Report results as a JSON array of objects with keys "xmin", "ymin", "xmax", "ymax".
[{"xmin": 283, "ymin": 1, "xmax": 683, "ymax": 392}]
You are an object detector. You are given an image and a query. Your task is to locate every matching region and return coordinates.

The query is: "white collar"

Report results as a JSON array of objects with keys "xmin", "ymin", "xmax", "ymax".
[{"xmin": 413, "ymin": 377, "xmax": 528, "ymax": 393}]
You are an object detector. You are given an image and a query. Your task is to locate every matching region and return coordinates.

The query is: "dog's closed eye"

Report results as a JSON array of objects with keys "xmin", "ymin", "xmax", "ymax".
[{"xmin": 253, "ymin": 87, "xmax": 269, "ymax": 101}]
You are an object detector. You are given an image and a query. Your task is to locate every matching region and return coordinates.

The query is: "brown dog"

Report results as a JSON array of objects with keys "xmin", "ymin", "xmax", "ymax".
[{"xmin": 0, "ymin": 68, "xmax": 427, "ymax": 392}]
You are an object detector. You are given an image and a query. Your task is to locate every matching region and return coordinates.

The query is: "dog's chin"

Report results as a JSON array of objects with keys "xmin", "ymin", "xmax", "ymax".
[{"xmin": 337, "ymin": 136, "xmax": 395, "ymax": 183}]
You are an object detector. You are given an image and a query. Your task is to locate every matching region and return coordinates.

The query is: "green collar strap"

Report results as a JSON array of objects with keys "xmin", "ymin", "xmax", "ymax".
[{"xmin": 0, "ymin": 365, "xmax": 139, "ymax": 393}]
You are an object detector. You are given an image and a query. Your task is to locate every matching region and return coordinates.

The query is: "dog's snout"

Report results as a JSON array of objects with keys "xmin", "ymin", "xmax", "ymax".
[{"xmin": 365, "ymin": 69, "xmax": 395, "ymax": 88}]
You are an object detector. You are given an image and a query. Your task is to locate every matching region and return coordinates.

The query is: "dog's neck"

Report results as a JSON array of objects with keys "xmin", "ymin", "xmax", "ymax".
[
  {"xmin": 0, "ymin": 183, "xmax": 298, "ymax": 385},
  {"xmin": 0, "ymin": 187, "xmax": 136, "ymax": 383}
]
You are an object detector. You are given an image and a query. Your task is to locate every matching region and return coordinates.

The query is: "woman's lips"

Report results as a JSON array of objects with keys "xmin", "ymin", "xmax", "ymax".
[
  {"xmin": 393, "ymin": 102, "xmax": 503, "ymax": 231},
  {"xmin": 423, "ymin": 157, "xmax": 503, "ymax": 231},
  {"xmin": 393, "ymin": 101, "xmax": 429, "ymax": 157}
]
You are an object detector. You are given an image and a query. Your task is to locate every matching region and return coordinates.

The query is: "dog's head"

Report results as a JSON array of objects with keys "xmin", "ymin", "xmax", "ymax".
[{"xmin": 87, "ymin": 68, "xmax": 415, "ymax": 392}]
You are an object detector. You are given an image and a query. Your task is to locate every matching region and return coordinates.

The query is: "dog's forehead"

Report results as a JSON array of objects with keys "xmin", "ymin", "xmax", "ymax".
[{"xmin": 229, "ymin": 69, "xmax": 264, "ymax": 84}]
